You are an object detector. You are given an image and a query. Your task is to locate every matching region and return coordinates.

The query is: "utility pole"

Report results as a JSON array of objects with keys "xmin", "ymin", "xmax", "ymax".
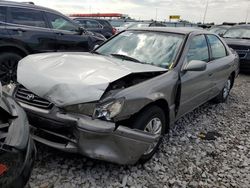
[
  {"xmin": 203, "ymin": 0, "xmax": 209, "ymax": 24},
  {"xmin": 155, "ymin": 8, "xmax": 158, "ymax": 21},
  {"xmin": 245, "ymin": 2, "xmax": 249, "ymax": 23}
]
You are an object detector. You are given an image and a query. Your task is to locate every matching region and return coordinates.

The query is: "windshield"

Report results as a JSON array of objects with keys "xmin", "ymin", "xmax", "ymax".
[
  {"xmin": 209, "ymin": 27, "xmax": 228, "ymax": 35},
  {"xmin": 96, "ymin": 31, "xmax": 184, "ymax": 68},
  {"xmin": 223, "ymin": 27, "xmax": 250, "ymax": 39}
]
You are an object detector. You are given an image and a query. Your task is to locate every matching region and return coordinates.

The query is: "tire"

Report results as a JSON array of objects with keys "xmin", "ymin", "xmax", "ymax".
[
  {"xmin": 0, "ymin": 52, "xmax": 22, "ymax": 85},
  {"xmin": 214, "ymin": 76, "xmax": 233, "ymax": 103},
  {"xmin": 132, "ymin": 105, "xmax": 166, "ymax": 163}
]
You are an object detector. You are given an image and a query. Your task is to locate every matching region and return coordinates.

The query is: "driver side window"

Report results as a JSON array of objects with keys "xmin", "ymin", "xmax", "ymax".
[
  {"xmin": 187, "ymin": 35, "xmax": 209, "ymax": 62},
  {"xmin": 46, "ymin": 12, "xmax": 77, "ymax": 32}
]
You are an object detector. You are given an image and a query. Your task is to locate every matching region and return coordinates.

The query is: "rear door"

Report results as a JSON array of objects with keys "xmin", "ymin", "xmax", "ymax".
[
  {"xmin": 45, "ymin": 12, "xmax": 90, "ymax": 52},
  {"xmin": 177, "ymin": 34, "xmax": 212, "ymax": 118},
  {"xmin": 6, "ymin": 7, "xmax": 57, "ymax": 53},
  {"xmin": 206, "ymin": 34, "xmax": 232, "ymax": 97}
]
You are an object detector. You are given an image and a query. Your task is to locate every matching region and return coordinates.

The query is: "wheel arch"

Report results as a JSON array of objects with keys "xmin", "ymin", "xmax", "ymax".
[{"xmin": 0, "ymin": 45, "xmax": 29, "ymax": 57}]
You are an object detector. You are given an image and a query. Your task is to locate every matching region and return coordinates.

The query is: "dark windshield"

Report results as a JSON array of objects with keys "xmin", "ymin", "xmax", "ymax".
[
  {"xmin": 224, "ymin": 27, "xmax": 250, "ymax": 39},
  {"xmin": 96, "ymin": 31, "xmax": 184, "ymax": 68}
]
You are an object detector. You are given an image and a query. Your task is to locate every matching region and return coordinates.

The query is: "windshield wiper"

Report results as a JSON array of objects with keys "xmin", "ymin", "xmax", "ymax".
[
  {"xmin": 92, "ymin": 51, "xmax": 101, "ymax": 55},
  {"xmin": 110, "ymin": 53, "xmax": 143, "ymax": 63}
]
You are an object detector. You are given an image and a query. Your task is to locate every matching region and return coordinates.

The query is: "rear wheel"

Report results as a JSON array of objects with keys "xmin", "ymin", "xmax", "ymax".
[
  {"xmin": 132, "ymin": 106, "xmax": 166, "ymax": 163},
  {"xmin": 214, "ymin": 76, "xmax": 233, "ymax": 103},
  {"xmin": 0, "ymin": 53, "xmax": 22, "ymax": 85}
]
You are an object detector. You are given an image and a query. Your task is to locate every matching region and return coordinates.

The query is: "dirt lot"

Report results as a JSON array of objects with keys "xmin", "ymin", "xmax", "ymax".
[{"xmin": 29, "ymin": 74, "xmax": 250, "ymax": 188}]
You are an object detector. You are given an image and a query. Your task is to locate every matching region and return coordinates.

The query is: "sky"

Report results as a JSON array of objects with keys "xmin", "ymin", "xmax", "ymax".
[{"xmin": 10, "ymin": 0, "xmax": 250, "ymax": 24}]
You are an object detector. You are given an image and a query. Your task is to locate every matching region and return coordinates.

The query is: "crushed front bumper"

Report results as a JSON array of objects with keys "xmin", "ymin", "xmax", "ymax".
[{"xmin": 25, "ymin": 105, "xmax": 160, "ymax": 165}]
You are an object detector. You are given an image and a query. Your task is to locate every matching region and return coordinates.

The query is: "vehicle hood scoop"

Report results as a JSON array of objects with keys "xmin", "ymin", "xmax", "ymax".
[{"xmin": 17, "ymin": 52, "xmax": 167, "ymax": 106}]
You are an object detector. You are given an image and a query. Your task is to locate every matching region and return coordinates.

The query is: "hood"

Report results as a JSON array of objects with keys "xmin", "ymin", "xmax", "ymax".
[
  {"xmin": 224, "ymin": 38, "xmax": 250, "ymax": 48},
  {"xmin": 17, "ymin": 52, "xmax": 167, "ymax": 106}
]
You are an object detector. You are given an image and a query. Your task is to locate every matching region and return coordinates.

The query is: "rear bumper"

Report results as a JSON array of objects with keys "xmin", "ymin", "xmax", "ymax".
[{"xmin": 23, "ymin": 104, "xmax": 159, "ymax": 165}]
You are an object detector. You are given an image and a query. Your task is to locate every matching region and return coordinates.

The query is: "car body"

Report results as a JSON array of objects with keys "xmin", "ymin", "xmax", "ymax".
[
  {"xmin": 15, "ymin": 28, "xmax": 239, "ymax": 165},
  {"xmin": 73, "ymin": 18, "xmax": 115, "ymax": 38},
  {"xmin": 223, "ymin": 25, "xmax": 250, "ymax": 72},
  {"xmin": 0, "ymin": 1, "xmax": 105, "ymax": 85},
  {"xmin": 209, "ymin": 25, "xmax": 231, "ymax": 36},
  {"xmin": 0, "ymin": 82, "xmax": 35, "ymax": 188}
]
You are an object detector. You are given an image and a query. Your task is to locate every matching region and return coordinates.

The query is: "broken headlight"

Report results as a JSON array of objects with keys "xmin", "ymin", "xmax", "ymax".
[{"xmin": 93, "ymin": 98, "xmax": 125, "ymax": 120}]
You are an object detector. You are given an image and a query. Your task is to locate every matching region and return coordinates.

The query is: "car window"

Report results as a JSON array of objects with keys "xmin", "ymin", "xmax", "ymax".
[
  {"xmin": 9, "ymin": 7, "xmax": 46, "ymax": 28},
  {"xmin": 96, "ymin": 31, "xmax": 184, "ymax": 69},
  {"xmin": 46, "ymin": 12, "xmax": 78, "ymax": 31},
  {"xmin": 187, "ymin": 35, "xmax": 209, "ymax": 62},
  {"xmin": 207, "ymin": 35, "xmax": 227, "ymax": 59},
  {"xmin": 0, "ymin": 6, "xmax": 6, "ymax": 22},
  {"xmin": 96, "ymin": 20, "xmax": 110, "ymax": 28},
  {"xmin": 86, "ymin": 20, "xmax": 100, "ymax": 28}
]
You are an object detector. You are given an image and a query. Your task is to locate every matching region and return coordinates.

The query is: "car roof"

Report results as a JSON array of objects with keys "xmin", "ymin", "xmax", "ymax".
[
  {"xmin": 0, "ymin": 1, "xmax": 60, "ymax": 14},
  {"xmin": 230, "ymin": 24, "xmax": 250, "ymax": 29},
  {"xmin": 129, "ymin": 27, "xmax": 205, "ymax": 35}
]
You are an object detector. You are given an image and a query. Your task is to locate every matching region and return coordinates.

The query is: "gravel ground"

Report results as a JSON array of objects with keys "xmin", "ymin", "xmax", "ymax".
[{"xmin": 29, "ymin": 74, "xmax": 250, "ymax": 188}]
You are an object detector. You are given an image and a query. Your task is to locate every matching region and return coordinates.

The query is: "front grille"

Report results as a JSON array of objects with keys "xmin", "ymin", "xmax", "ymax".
[{"xmin": 15, "ymin": 85, "xmax": 53, "ymax": 110}]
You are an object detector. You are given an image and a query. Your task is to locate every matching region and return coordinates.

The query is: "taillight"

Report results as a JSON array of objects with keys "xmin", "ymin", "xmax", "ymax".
[
  {"xmin": 0, "ymin": 164, "xmax": 8, "ymax": 176},
  {"xmin": 112, "ymin": 27, "xmax": 117, "ymax": 35}
]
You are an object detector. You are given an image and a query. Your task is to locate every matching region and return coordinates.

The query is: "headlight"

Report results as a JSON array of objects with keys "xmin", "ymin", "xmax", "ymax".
[{"xmin": 93, "ymin": 98, "xmax": 125, "ymax": 120}]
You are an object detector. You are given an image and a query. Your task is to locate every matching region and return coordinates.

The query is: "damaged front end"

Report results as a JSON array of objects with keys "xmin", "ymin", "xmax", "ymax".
[
  {"xmin": 0, "ymin": 83, "xmax": 35, "ymax": 188},
  {"xmin": 16, "ymin": 52, "xmax": 168, "ymax": 164}
]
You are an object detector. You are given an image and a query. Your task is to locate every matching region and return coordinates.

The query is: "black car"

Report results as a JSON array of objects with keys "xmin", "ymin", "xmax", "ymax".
[
  {"xmin": 0, "ymin": 1, "xmax": 105, "ymax": 85},
  {"xmin": 0, "ymin": 82, "xmax": 35, "ymax": 188},
  {"xmin": 73, "ymin": 18, "xmax": 116, "ymax": 38},
  {"xmin": 223, "ymin": 25, "xmax": 250, "ymax": 72}
]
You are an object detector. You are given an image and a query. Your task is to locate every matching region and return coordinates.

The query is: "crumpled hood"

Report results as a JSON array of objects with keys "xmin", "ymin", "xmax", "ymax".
[{"xmin": 17, "ymin": 52, "xmax": 167, "ymax": 106}]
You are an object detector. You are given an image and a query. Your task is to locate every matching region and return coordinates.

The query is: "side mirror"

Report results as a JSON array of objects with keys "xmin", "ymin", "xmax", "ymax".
[
  {"xmin": 78, "ymin": 27, "xmax": 86, "ymax": 35},
  {"xmin": 218, "ymin": 33, "xmax": 224, "ymax": 37},
  {"xmin": 99, "ymin": 24, "xmax": 104, "ymax": 29},
  {"xmin": 183, "ymin": 60, "xmax": 207, "ymax": 72}
]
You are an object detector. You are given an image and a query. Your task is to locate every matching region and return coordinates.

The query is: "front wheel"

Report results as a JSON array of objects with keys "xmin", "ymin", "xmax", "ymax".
[
  {"xmin": 0, "ymin": 52, "xmax": 22, "ymax": 85},
  {"xmin": 214, "ymin": 76, "xmax": 233, "ymax": 103},
  {"xmin": 132, "ymin": 106, "xmax": 166, "ymax": 163}
]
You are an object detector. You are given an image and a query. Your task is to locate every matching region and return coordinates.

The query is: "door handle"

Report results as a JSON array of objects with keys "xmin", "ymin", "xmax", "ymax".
[
  {"xmin": 209, "ymin": 73, "xmax": 213, "ymax": 77},
  {"xmin": 12, "ymin": 28, "xmax": 26, "ymax": 32},
  {"xmin": 56, "ymin": 32, "xmax": 64, "ymax": 36}
]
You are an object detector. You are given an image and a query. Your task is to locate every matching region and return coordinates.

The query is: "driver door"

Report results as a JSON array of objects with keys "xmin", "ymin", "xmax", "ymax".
[
  {"xmin": 177, "ymin": 34, "xmax": 213, "ymax": 118},
  {"xmin": 45, "ymin": 12, "xmax": 90, "ymax": 52}
]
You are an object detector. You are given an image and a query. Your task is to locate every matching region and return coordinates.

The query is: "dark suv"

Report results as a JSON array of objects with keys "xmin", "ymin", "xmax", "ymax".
[
  {"xmin": 223, "ymin": 25, "xmax": 250, "ymax": 72},
  {"xmin": 73, "ymin": 18, "xmax": 116, "ymax": 38},
  {"xmin": 0, "ymin": 1, "xmax": 105, "ymax": 85}
]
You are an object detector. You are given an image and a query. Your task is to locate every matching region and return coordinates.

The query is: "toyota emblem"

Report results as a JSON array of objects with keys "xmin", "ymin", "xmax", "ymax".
[{"xmin": 26, "ymin": 94, "xmax": 35, "ymax": 101}]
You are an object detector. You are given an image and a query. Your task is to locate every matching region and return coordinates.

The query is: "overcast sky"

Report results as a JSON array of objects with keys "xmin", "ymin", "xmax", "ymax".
[{"xmin": 11, "ymin": 0, "xmax": 250, "ymax": 24}]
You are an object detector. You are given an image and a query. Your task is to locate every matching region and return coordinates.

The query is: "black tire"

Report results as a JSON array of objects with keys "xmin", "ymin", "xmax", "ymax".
[
  {"xmin": 0, "ymin": 52, "xmax": 22, "ymax": 85},
  {"xmin": 214, "ymin": 75, "xmax": 233, "ymax": 103},
  {"xmin": 132, "ymin": 105, "xmax": 166, "ymax": 163}
]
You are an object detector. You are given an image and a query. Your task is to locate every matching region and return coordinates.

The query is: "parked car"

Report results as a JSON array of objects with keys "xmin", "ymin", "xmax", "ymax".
[
  {"xmin": 223, "ymin": 24, "xmax": 250, "ymax": 72},
  {"xmin": 0, "ymin": 82, "xmax": 35, "ymax": 188},
  {"xmin": 73, "ymin": 18, "xmax": 116, "ymax": 38},
  {"xmin": 15, "ymin": 28, "xmax": 239, "ymax": 165},
  {"xmin": 0, "ymin": 1, "xmax": 105, "ymax": 85},
  {"xmin": 209, "ymin": 25, "xmax": 231, "ymax": 36}
]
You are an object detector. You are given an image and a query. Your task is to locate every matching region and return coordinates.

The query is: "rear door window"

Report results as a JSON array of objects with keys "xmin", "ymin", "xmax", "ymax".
[
  {"xmin": 0, "ymin": 6, "xmax": 6, "ymax": 22},
  {"xmin": 206, "ymin": 35, "xmax": 227, "ymax": 60},
  {"xmin": 187, "ymin": 35, "xmax": 209, "ymax": 62},
  {"xmin": 9, "ymin": 7, "xmax": 47, "ymax": 28},
  {"xmin": 85, "ymin": 20, "xmax": 100, "ymax": 28}
]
